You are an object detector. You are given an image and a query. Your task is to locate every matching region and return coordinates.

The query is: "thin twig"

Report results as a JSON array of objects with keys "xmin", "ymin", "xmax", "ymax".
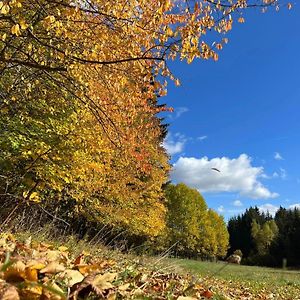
[{"xmin": 38, "ymin": 205, "xmax": 70, "ymax": 226}]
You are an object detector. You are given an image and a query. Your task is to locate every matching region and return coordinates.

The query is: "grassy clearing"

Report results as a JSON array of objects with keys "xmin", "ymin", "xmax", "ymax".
[{"xmin": 169, "ymin": 258, "xmax": 300, "ymax": 299}]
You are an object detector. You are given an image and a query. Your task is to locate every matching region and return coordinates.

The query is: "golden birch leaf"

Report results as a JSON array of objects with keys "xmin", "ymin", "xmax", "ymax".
[
  {"xmin": 29, "ymin": 192, "xmax": 40, "ymax": 203},
  {"xmin": 26, "ymin": 261, "xmax": 46, "ymax": 270},
  {"xmin": 11, "ymin": 24, "xmax": 21, "ymax": 36},
  {"xmin": 175, "ymin": 79, "xmax": 181, "ymax": 86},
  {"xmin": 19, "ymin": 19, "xmax": 28, "ymax": 30},
  {"xmin": 58, "ymin": 246, "xmax": 68, "ymax": 252},
  {"xmin": 0, "ymin": 3, "xmax": 10, "ymax": 15},
  {"xmin": 24, "ymin": 267, "xmax": 38, "ymax": 281}
]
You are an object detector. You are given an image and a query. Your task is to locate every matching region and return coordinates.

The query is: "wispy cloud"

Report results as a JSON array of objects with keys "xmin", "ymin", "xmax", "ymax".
[
  {"xmin": 258, "ymin": 203, "xmax": 279, "ymax": 216},
  {"xmin": 272, "ymin": 168, "xmax": 287, "ymax": 180},
  {"xmin": 168, "ymin": 107, "xmax": 189, "ymax": 120},
  {"xmin": 274, "ymin": 152, "xmax": 284, "ymax": 160},
  {"xmin": 197, "ymin": 135, "xmax": 208, "ymax": 141},
  {"xmin": 232, "ymin": 200, "xmax": 243, "ymax": 207},
  {"xmin": 289, "ymin": 203, "xmax": 300, "ymax": 209},
  {"xmin": 218, "ymin": 205, "xmax": 225, "ymax": 213},
  {"xmin": 162, "ymin": 133, "xmax": 187, "ymax": 156},
  {"xmin": 171, "ymin": 154, "xmax": 279, "ymax": 199}
]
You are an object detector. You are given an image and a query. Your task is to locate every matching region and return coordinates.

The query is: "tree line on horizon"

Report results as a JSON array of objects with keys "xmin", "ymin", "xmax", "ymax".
[{"xmin": 228, "ymin": 206, "xmax": 300, "ymax": 267}]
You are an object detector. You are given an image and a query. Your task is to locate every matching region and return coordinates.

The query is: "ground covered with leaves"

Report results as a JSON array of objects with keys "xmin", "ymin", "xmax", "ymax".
[{"xmin": 0, "ymin": 232, "xmax": 298, "ymax": 300}]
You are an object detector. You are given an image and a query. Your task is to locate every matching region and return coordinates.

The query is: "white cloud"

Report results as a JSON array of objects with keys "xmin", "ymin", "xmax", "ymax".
[
  {"xmin": 218, "ymin": 205, "xmax": 225, "ymax": 213},
  {"xmin": 162, "ymin": 133, "xmax": 186, "ymax": 156},
  {"xmin": 197, "ymin": 135, "xmax": 208, "ymax": 141},
  {"xmin": 274, "ymin": 152, "xmax": 284, "ymax": 160},
  {"xmin": 272, "ymin": 168, "xmax": 287, "ymax": 179},
  {"xmin": 171, "ymin": 154, "xmax": 279, "ymax": 199},
  {"xmin": 175, "ymin": 107, "xmax": 189, "ymax": 118},
  {"xmin": 260, "ymin": 173, "xmax": 271, "ymax": 179},
  {"xmin": 232, "ymin": 200, "xmax": 243, "ymax": 207},
  {"xmin": 279, "ymin": 168, "xmax": 287, "ymax": 179},
  {"xmin": 168, "ymin": 107, "xmax": 189, "ymax": 120},
  {"xmin": 289, "ymin": 203, "xmax": 300, "ymax": 209},
  {"xmin": 258, "ymin": 203, "xmax": 279, "ymax": 216}
]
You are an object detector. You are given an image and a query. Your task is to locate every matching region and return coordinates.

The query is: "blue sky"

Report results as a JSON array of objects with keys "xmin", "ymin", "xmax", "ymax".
[{"xmin": 161, "ymin": 4, "xmax": 300, "ymax": 219}]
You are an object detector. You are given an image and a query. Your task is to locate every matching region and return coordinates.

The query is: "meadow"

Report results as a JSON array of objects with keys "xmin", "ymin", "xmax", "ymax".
[{"xmin": 169, "ymin": 258, "xmax": 300, "ymax": 299}]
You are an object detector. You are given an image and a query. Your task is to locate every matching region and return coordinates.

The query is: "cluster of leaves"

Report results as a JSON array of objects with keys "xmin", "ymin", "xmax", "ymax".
[
  {"xmin": 0, "ymin": 0, "xmax": 172, "ymax": 237},
  {"xmin": 0, "ymin": 232, "xmax": 219, "ymax": 299},
  {"xmin": 147, "ymin": 184, "xmax": 229, "ymax": 259},
  {"xmin": 228, "ymin": 206, "xmax": 300, "ymax": 267},
  {"xmin": 0, "ymin": 0, "xmax": 285, "ymax": 237}
]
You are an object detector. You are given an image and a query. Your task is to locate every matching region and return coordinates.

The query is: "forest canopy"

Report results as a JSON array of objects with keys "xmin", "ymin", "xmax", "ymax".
[{"xmin": 0, "ymin": 0, "xmax": 283, "ymax": 241}]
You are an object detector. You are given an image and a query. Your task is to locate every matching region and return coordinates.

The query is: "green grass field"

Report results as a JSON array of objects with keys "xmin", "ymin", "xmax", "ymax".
[{"xmin": 169, "ymin": 258, "xmax": 300, "ymax": 299}]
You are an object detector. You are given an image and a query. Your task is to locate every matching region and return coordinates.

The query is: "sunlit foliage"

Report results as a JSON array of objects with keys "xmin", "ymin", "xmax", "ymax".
[{"xmin": 0, "ymin": 0, "xmax": 281, "ymax": 236}]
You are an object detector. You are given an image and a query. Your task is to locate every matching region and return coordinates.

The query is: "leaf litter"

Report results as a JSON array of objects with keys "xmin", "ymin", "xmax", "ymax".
[{"xmin": 0, "ymin": 233, "xmax": 298, "ymax": 299}]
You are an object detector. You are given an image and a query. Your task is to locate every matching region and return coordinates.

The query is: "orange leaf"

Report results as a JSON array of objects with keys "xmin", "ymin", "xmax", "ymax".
[{"xmin": 201, "ymin": 290, "xmax": 213, "ymax": 299}]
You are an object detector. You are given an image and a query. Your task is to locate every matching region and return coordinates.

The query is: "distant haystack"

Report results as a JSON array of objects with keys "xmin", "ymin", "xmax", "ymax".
[{"xmin": 226, "ymin": 254, "xmax": 241, "ymax": 264}]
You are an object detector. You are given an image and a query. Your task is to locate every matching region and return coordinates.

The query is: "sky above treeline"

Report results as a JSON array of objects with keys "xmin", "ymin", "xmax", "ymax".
[{"xmin": 161, "ymin": 3, "xmax": 300, "ymax": 220}]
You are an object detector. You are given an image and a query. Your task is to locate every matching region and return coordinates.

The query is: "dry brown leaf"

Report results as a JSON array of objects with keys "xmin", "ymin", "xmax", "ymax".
[
  {"xmin": 42, "ymin": 282, "xmax": 65, "ymax": 300},
  {"xmin": 201, "ymin": 290, "xmax": 214, "ymax": 299},
  {"xmin": 132, "ymin": 287, "xmax": 144, "ymax": 296},
  {"xmin": 26, "ymin": 261, "xmax": 46, "ymax": 270},
  {"xmin": 107, "ymin": 292, "xmax": 116, "ymax": 300},
  {"xmin": 0, "ymin": 282, "xmax": 20, "ymax": 300},
  {"xmin": 19, "ymin": 284, "xmax": 43, "ymax": 300},
  {"xmin": 46, "ymin": 250, "xmax": 61, "ymax": 262},
  {"xmin": 3, "ymin": 261, "xmax": 26, "ymax": 283},
  {"xmin": 92, "ymin": 272, "xmax": 117, "ymax": 290},
  {"xmin": 119, "ymin": 283, "xmax": 130, "ymax": 291},
  {"xmin": 77, "ymin": 264, "xmax": 103, "ymax": 275},
  {"xmin": 40, "ymin": 262, "xmax": 65, "ymax": 274},
  {"xmin": 73, "ymin": 254, "xmax": 84, "ymax": 266},
  {"xmin": 59, "ymin": 269, "xmax": 84, "ymax": 287},
  {"xmin": 24, "ymin": 236, "xmax": 32, "ymax": 247},
  {"xmin": 40, "ymin": 242, "xmax": 53, "ymax": 249},
  {"xmin": 177, "ymin": 297, "xmax": 198, "ymax": 300},
  {"xmin": 69, "ymin": 272, "xmax": 117, "ymax": 299}
]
